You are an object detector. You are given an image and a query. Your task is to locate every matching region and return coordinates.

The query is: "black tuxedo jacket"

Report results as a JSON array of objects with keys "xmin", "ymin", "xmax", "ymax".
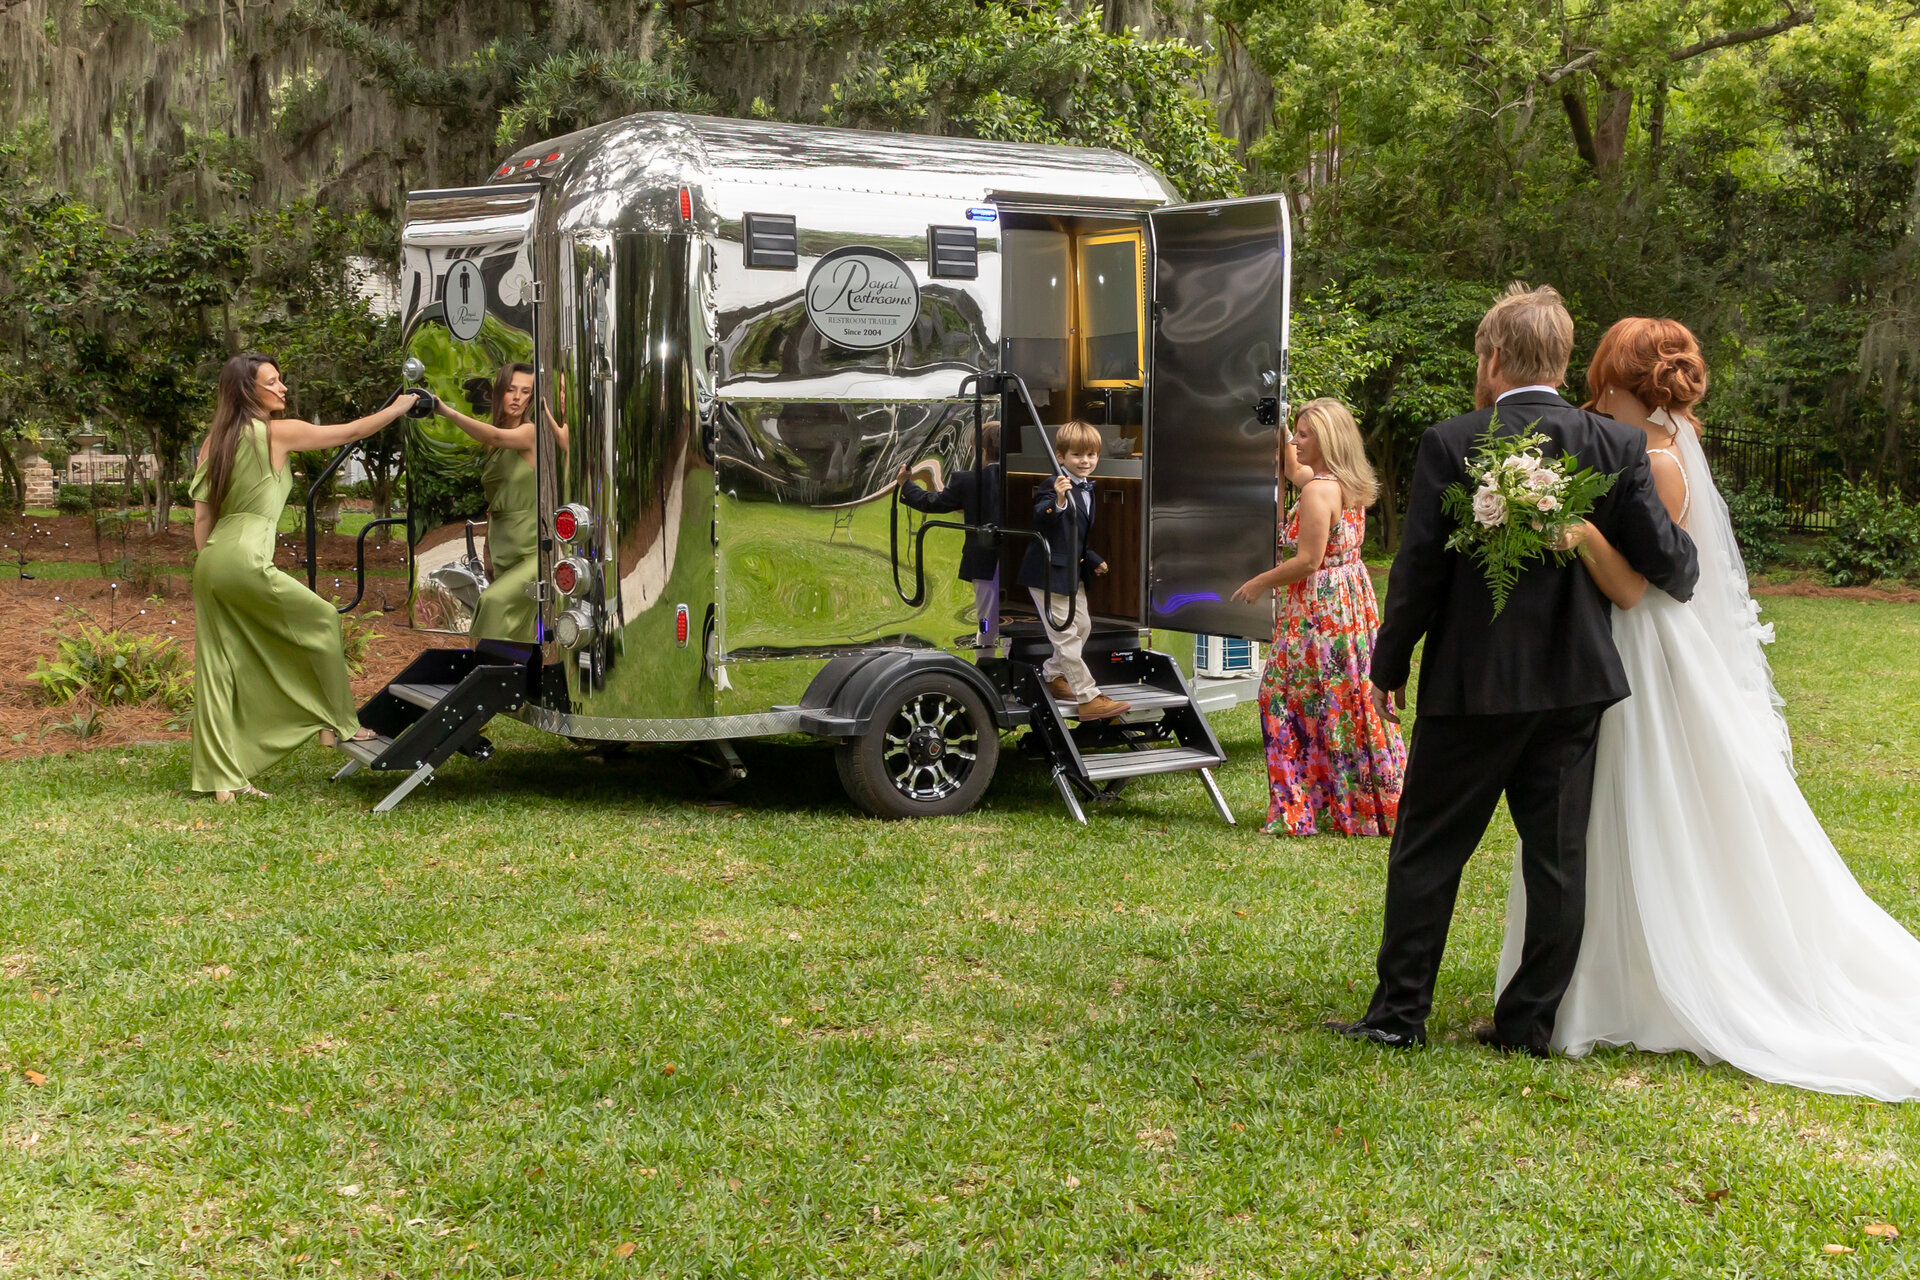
[
  {"xmin": 899, "ymin": 462, "xmax": 1003, "ymax": 581},
  {"xmin": 1371, "ymin": 390, "xmax": 1699, "ymax": 716},
  {"xmin": 1016, "ymin": 480, "xmax": 1106, "ymax": 596}
]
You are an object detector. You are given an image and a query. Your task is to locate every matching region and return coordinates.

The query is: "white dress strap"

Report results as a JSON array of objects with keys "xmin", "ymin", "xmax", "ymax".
[{"xmin": 1646, "ymin": 446, "xmax": 1691, "ymax": 522}]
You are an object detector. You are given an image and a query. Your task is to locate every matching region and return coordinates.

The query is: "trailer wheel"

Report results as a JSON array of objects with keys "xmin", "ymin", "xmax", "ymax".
[{"xmin": 836, "ymin": 671, "xmax": 999, "ymax": 819}]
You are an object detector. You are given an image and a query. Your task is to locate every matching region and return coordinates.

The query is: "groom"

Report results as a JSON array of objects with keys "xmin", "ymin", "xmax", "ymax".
[{"xmin": 1327, "ymin": 284, "xmax": 1699, "ymax": 1056}]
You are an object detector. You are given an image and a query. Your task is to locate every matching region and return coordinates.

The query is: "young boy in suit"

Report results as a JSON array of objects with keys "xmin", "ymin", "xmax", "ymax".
[
  {"xmin": 896, "ymin": 418, "xmax": 1004, "ymax": 657},
  {"xmin": 1017, "ymin": 420, "xmax": 1130, "ymax": 720}
]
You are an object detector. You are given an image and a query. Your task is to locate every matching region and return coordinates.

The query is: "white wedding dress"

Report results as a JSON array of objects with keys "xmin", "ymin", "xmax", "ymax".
[{"xmin": 1496, "ymin": 416, "xmax": 1920, "ymax": 1100}]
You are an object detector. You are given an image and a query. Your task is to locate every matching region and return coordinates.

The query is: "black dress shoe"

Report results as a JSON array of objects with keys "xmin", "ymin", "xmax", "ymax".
[
  {"xmin": 1472, "ymin": 1022, "xmax": 1550, "ymax": 1059},
  {"xmin": 1322, "ymin": 1018, "xmax": 1426, "ymax": 1049}
]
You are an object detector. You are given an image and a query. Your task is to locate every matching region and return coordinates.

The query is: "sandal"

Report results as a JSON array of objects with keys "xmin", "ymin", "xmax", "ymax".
[
  {"xmin": 318, "ymin": 728, "xmax": 377, "ymax": 747},
  {"xmin": 234, "ymin": 784, "xmax": 272, "ymax": 800}
]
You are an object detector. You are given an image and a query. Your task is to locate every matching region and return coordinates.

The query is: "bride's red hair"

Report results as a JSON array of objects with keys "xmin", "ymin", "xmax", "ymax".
[{"xmin": 1584, "ymin": 317, "xmax": 1708, "ymax": 423}]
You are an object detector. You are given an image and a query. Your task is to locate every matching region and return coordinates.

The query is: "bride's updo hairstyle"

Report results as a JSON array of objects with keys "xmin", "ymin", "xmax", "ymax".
[{"xmin": 1584, "ymin": 317, "xmax": 1709, "ymax": 425}]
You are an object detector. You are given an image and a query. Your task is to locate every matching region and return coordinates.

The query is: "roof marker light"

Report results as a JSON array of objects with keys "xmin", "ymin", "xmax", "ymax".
[{"xmin": 678, "ymin": 188, "xmax": 692, "ymax": 223}]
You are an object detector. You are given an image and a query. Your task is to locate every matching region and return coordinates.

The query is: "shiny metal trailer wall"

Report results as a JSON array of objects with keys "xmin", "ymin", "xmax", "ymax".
[{"xmin": 398, "ymin": 112, "xmax": 1284, "ymax": 746}]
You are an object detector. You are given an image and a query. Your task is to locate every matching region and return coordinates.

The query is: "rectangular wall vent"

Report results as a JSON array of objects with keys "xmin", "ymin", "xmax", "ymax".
[
  {"xmin": 928, "ymin": 226, "xmax": 979, "ymax": 279},
  {"xmin": 743, "ymin": 213, "xmax": 798, "ymax": 270}
]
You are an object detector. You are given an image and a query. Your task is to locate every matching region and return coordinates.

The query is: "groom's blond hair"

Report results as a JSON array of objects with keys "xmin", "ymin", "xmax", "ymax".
[{"xmin": 1476, "ymin": 283, "xmax": 1574, "ymax": 386}]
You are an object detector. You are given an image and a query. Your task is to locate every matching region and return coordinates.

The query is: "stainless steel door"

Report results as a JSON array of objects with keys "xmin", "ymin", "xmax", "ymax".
[{"xmin": 1144, "ymin": 195, "xmax": 1290, "ymax": 640}]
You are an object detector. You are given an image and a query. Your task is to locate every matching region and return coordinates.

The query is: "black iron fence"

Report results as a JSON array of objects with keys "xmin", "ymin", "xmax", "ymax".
[{"xmin": 1698, "ymin": 427, "xmax": 1835, "ymax": 534}]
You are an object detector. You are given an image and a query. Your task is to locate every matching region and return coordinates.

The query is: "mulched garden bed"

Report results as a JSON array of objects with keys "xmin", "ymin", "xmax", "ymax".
[{"xmin": 0, "ymin": 574, "xmax": 461, "ymax": 763}]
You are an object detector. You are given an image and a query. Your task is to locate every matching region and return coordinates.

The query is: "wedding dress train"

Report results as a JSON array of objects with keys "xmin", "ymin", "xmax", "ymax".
[{"xmin": 1496, "ymin": 422, "xmax": 1920, "ymax": 1100}]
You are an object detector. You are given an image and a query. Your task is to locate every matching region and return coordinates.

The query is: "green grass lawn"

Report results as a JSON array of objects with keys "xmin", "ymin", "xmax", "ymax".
[{"xmin": 2, "ymin": 595, "xmax": 1919, "ymax": 1277}]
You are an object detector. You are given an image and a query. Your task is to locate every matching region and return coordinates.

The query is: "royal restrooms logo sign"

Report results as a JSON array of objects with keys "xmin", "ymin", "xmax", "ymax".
[{"xmin": 804, "ymin": 247, "xmax": 920, "ymax": 350}]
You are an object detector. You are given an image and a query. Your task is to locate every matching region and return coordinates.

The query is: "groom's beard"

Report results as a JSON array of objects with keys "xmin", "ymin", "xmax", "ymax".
[{"xmin": 1474, "ymin": 368, "xmax": 1496, "ymax": 411}]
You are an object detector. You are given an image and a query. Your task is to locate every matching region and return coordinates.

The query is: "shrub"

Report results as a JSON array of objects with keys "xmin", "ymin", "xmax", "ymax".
[
  {"xmin": 55, "ymin": 485, "xmax": 92, "ymax": 514},
  {"xmin": 33, "ymin": 617, "xmax": 193, "ymax": 711},
  {"xmin": 337, "ymin": 609, "xmax": 382, "ymax": 676},
  {"xmin": 1723, "ymin": 484, "xmax": 1789, "ymax": 569},
  {"xmin": 1822, "ymin": 481, "xmax": 1920, "ymax": 586}
]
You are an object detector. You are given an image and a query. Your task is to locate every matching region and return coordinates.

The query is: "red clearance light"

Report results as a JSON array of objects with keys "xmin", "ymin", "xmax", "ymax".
[
  {"xmin": 495, "ymin": 164, "xmax": 513, "ymax": 178},
  {"xmin": 520, "ymin": 157, "xmax": 540, "ymax": 170},
  {"xmin": 675, "ymin": 603, "xmax": 690, "ymax": 647},
  {"xmin": 678, "ymin": 188, "xmax": 692, "ymax": 223},
  {"xmin": 544, "ymin": 152, "xmax": 562, "ymax": 164},
  {"xmin": 553, "ymin": 509, "xmax": 576, "ymax": 541}
]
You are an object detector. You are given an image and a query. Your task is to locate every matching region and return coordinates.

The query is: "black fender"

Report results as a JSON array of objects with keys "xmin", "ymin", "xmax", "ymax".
[{"xmin": 795, "ymin": 648, "xmax": 1012, "ymax": 738}]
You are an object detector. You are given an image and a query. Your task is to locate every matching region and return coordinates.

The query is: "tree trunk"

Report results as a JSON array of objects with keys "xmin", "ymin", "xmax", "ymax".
[
  {"xmin": 0, "ymin": 441, "xmax": 22, "ymax": 513},
  {"xmin": 1645, "ymin": 76, "xmax": 1668, "ymax": 179},
  {"xmin": 1561, "ymin": 89, "xmax": 1598, "ymax": 172},
  {"xmin": 1593, "ymin": 83, "xmax": 1633, "ymax": 173},
  {"xmin": 147, "ymin": 427, "xmax": 173, "ymax": 535}
]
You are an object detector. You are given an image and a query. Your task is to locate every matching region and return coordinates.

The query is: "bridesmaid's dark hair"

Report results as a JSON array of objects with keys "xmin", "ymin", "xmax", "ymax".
[
  {"xmin": 204, "ymin": 352, "xmax": 278, "ymax": 516},
  {"xmin": 491, "ymin": 362, "xmax": 536, "ymax": 428}
]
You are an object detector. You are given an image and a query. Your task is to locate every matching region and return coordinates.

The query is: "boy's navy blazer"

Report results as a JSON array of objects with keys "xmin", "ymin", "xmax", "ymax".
[
  {"xmin": 898, "ymin": 462, "xmax": 1003, "ymax": 582},
  {"xmin": 1016, "ymin": 479, "xmax": 1106, "ymax": 596}
]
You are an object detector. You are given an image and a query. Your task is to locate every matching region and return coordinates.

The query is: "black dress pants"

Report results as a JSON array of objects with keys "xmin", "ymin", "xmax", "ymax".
[{"xmin": 1362, "ymin": 704, "xmax": 1606, "ymax": 1049}]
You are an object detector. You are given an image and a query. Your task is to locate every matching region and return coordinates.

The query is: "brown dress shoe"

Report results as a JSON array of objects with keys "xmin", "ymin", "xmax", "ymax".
[
  {"xmin": 1045, "ymin": 676, "xmax": 1076, "ymax": 702},
  {"xmin": 1075, "ymin": 694, "xmax": 1132, "ymax": 720}
]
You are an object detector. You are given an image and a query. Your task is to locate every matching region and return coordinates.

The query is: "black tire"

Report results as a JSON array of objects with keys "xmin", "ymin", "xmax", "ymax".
[{"xmin": 835, "ymin": 671, "xmax": 1000, "ymax": 818}]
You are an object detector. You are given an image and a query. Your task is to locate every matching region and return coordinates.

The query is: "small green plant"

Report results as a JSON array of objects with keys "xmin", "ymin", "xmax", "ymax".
[
  {"xmin": 46, "ymin": 708, "xmax": 102, "ymax": 740},
  {"xmin": 339, "ymin": 610, "xmax": 382, "ymax": 677},
  {"xmin": 1723, "ymin": 484, "xmax": 1790, "ymax": 569},
  {"xmin": 33, "ymin": 616, "xmax": 193, "ymax": 711},
  {"xmin": 1821, "ymin": 480, "xmax": 1920, "ymax": 586}
]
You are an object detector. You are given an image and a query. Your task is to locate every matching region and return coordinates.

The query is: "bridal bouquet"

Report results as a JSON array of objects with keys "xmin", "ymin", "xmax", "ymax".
[{"xmin": 1442, "ymin": 414, "xmax": 1617, "ymax": 616}]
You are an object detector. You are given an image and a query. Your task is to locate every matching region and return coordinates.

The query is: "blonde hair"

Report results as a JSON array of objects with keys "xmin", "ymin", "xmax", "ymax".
[
  {"xmin": 1475, "ymin": 282, "xmax": 1575, "ymax": 387},
  {"xmin": 1295, "ymin": 398, "xmax": 1378, "ymax": 508},
  {"xmin": 1053, "ymin": 419, "xmax": 1102, "ymax": 455}
]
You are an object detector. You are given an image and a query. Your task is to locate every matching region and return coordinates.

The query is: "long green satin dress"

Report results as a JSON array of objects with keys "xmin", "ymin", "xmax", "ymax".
[
  {"xmin": 189, "ymin": 421, "xmax": 360, "ymax": 792},
  {"xmin": 470, "ymin": 447, "xmax": 539, "ymax": 642}
]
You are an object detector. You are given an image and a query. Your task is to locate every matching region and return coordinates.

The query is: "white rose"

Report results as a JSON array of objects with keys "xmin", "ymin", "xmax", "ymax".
[
  {"xmin": 1528, "ymin": 467, "xmax": 1557, "ymax": 490},
  {"xmin": 1472, "ymin": 487, "xmax": 1507, "ymax": 527},
  {"xmin": 1503, "ymin": 455, "xmax": 1528, "ymax": 471},
  {"xmin": 1536, "ymin": 493, "xmax": 1561, "ymax": 512}
]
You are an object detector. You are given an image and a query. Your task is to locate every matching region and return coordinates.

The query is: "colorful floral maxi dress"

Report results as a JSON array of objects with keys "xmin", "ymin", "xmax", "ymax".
[{"xmin": 1260, "ymin": 501, "xmax": 1405, "ymax": 835}]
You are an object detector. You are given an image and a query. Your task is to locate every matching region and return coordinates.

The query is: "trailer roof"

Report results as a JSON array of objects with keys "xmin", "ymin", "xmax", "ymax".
[{"xmin": 492, "ymin": 112, "xmax": 1180, "ymax": 218}]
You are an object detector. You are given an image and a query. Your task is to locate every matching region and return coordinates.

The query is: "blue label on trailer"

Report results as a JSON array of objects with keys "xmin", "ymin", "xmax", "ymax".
[{"xmin": 966, "ymin": 207, "xmax": 998, "ymax": 222}]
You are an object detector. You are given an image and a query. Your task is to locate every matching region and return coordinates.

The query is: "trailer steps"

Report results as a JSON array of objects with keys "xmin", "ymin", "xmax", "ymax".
[
  {"xmin": 1010, "ymin": 649, "xmax": 1235, "ymax": 826},
  {"xmin": 327, "ymin": 642, "xmax": 532, "ymax": 812}
]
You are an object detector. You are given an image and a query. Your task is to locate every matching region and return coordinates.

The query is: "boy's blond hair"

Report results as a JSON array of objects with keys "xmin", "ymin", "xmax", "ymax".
[
  {"xmin": 1053, "ymin": 420, "xmax": 1102, "ymax": 456},
  {"xmin": 1296, "ymin": 398, "xmax": 1379, "ymax": 508},
  {"xmin": 1475, "ymin": 282, "xmax": 1575, "ymax": 387}
]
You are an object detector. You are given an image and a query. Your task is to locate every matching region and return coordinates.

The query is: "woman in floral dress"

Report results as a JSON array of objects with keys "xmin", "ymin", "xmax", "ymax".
[{"xmin": 1232, "ymin": 399, "xmax": 1406, "ymax": 835}]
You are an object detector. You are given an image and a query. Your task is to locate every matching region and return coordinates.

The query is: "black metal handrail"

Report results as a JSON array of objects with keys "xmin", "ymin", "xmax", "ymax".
[
  {"xmin": 331, "ymin": 516, "xmax": 408, "ymax": 614},
  {"xmin": 304, "ymin": 443, "xmax": 357, "ymax": 591},
  {"xmin": 889, "ymin": 370, "xmax": 1080, "ymax": 630}
]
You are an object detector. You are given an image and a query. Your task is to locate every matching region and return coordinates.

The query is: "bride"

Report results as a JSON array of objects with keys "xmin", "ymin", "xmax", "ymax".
[{"xmin": 1495, "ymin": 317, "xmax": 1920, "ymax": 1100}]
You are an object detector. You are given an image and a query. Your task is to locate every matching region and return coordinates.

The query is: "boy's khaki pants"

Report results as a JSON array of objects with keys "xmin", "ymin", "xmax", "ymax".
[{"xmin": 1029, "ymin": 586, "xmax": 1098, "ymax": 702}]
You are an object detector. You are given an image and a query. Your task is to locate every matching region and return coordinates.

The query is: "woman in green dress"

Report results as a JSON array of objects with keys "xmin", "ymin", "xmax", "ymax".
[
  {"xmin": 190, "ymin": 353, "xmax": 420, "ymax": 801},
  {"xmin": 433, "ymin": 363, "xmax": 544, "ymax": 642}
]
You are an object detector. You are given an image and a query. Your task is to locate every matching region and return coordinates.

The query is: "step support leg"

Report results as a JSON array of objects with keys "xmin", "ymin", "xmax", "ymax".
[
  {"xmin": 372, "ymin": 763, "xmax": 435, "ymax": 814},
  {"xmin": 331, "ymin": 757, "xmax": 365, "ymax": 781},
  {"xmin": 1051, "ymin": 766, "xmax": 1089, "ymax": 825},
  {"xmin": 1198, "ymin": 767, "xmax": 1235, "ymax": 826}
]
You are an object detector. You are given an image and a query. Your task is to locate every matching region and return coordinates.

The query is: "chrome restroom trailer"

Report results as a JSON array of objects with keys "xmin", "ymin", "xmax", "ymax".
[{"xmin": 333, "ymin": 112, "xmax": 1291, "ymax": 820}]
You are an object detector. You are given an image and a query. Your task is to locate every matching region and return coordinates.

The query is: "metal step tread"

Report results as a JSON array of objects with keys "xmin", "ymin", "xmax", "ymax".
[
  {"xmin": 386, "ymin": 681, "xmax": 459, "ymax": 710},
  {"xmin": 1080, "ymin": 745, "xmax": 1224, "ymax": 781},
  {"xmin": 1052, "ymin": 681, "xmax": 1191, "ymax": 715},
  {"xmin": 336, "ymin": 734, "xmax": 395, "ymax": 765}
]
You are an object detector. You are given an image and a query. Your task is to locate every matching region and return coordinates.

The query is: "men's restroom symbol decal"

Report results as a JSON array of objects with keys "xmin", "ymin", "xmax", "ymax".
[{"xmin": 445, "ymin": 260, "xmax": 486, "ymax": 341}]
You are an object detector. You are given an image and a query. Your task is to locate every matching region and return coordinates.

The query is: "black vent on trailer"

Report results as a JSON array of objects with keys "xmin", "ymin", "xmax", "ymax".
[
  {"xmin": 928, "ymin": 226, "xmax": 979, "ymax": 279},
  {"xmin": 743, "ymin": 213, "xmax": 799, "ymax": 270}
]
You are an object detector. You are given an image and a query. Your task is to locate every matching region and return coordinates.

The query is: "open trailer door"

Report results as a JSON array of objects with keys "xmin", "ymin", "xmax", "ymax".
[
  {"xmin": 1144, "ymin": 194, "xmax": 1290, "ymax": 641},
  {"xmin": 399, "ymin": 183, "xmax": 543, "ymax": 637}
]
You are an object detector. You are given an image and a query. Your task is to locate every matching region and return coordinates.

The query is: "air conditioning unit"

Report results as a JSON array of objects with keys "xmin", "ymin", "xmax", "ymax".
[{"xmin": 1194, "ymin": 634, "xmax": 1260, "ymax": 678}]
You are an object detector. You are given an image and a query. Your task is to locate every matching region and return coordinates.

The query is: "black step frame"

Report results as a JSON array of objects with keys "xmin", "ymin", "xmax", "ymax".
[{"xmin": 330, "ymin": 641, "xmax": 533, "ymax": 812}]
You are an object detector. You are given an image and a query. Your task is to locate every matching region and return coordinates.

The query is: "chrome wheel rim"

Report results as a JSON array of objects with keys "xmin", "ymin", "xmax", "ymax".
[{"xmin": 882, "ymin": 692, "xmax": 979, "ymax": 802}]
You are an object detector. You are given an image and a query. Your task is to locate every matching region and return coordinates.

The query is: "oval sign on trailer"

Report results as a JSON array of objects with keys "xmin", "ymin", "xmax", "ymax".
[
  {"xmin": 445, "ymin": 259, "xmax": 487, "ymax": 341},
  {"xmin": 804, "ymin": 246, "xmax": 920, "ymax": 350}
]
